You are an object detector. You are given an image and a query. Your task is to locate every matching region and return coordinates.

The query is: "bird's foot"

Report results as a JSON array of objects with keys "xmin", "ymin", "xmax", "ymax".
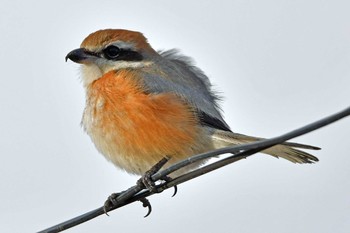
[
  {"xmin": 103, "ymin": 192, "xmax": 152, "ymax": 217},
  {"xmin": 103, "ymin": 157, "xmax": 177, "ymax": 217},
  {"xmin": 137, "ymin": 157, "xmax": 177, "ymax": 195}
]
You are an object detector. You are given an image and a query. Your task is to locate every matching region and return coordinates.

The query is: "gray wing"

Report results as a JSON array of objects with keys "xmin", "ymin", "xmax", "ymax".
[{"xmin": 141, "ymin": 49, "xmax": 231, "ymax": 132}]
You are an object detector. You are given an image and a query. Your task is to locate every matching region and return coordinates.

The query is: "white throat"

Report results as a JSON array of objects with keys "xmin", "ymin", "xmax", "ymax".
[{"xmin": 80, "ymin": 64, "xmax": 102, "ymax": 88}]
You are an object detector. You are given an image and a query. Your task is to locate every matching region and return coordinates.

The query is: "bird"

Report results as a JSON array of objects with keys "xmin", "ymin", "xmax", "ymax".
[{"xmin": 66, "ymin": 29, "xmax": 319, "ymax": 177}]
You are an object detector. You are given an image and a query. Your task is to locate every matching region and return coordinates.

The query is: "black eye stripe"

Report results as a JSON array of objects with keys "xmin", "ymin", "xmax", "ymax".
[
  {"xmin": 102, "ymin": 45, "xmax": 143, "ymax": 61},
  {"xmin": 112, "ymin": 50, "xmax": 143, "ymax": 61}
]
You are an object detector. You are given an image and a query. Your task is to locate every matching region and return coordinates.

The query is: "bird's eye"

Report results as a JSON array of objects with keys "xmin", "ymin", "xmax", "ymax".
[{"xmin": 103, "ymin": 45, "xmax": 120, "ymax": 59}]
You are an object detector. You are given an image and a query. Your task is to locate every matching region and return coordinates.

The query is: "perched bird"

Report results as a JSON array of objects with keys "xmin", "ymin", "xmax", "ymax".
[{"xmin": 66, "ymin": 29, "xmax": 319, "ymax": 176}]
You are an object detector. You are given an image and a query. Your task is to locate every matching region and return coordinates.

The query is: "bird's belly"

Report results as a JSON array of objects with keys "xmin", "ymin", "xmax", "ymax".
[{"xmin": 82, "ymin": 87, "xmax": 213, "ymax": 175}]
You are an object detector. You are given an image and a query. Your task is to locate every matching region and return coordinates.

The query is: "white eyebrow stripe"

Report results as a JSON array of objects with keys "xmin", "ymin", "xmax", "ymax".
[{"xmin": 107, "ymin": 41, "xmax": 136, "ymax": 50}]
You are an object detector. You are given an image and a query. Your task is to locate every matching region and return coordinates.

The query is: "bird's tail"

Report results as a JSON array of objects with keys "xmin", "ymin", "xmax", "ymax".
[{"xmin": 211, "ymin": 130, "xmax": 320, "ymax": 163}]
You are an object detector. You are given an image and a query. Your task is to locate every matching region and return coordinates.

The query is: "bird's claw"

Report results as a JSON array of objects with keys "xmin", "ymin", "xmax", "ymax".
[
  {"xmin": 160, "ymin": 176, "xmax": 178, "ymax": 197},
  {"xmin": 103, "ymin": 192, "xmax": 121, "ymax": 216},
  {"xmin": 139, "ymin": 197, "xmax": 152, "ymax": 217}
]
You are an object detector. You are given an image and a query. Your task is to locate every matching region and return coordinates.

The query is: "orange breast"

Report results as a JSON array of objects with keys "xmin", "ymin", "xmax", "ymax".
[{"xmin": 83, "ymin": 70, "xmax": 211, "ymax": 175}]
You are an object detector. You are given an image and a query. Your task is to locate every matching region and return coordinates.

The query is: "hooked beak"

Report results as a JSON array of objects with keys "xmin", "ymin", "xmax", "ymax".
[{"xmin": 65, "ymin": 48, "xmax": 98, "ymax": 64}]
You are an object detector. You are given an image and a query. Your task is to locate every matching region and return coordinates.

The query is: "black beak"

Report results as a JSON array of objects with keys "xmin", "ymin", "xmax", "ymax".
[{"xmin": 65, "ymin": 48, "xmax": 98, "ymax": 64}]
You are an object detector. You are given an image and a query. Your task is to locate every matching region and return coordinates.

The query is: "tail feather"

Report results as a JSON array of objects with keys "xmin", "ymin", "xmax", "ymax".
[{"xmin": 211, "ymin": 130, "xmax": 319, "ymax": 163}]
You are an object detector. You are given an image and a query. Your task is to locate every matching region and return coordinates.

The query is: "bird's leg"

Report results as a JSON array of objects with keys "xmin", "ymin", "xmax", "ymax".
[
  {"xmin": 136, "ymin": 157, "xmax": 170, "ymax": 193},
  {"xmin": 137, "ymin": 156, "xmax": 178, "ymax": 196}
]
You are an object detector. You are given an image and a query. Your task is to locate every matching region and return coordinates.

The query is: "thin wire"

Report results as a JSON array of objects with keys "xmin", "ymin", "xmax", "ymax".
[{"xmin": 38, "ymin": 106, "xmax": 350, "ymax": 233}]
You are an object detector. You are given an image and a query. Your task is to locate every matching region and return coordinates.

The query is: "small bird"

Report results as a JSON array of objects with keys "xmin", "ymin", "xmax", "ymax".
[{"xmin": 66, "ymin": 29, "xmax": 319, "ymax": 177}]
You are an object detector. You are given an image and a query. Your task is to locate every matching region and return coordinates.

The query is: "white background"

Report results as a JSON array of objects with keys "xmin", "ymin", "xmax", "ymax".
[{"xmin": 1, "ymin": 1, "xmax": 349, "ymax": 232}]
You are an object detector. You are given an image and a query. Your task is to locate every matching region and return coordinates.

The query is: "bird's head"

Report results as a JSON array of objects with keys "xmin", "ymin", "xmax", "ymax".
[{"xmin": 66, "ymin": 29, "xmax": 157, "ymax": 86}]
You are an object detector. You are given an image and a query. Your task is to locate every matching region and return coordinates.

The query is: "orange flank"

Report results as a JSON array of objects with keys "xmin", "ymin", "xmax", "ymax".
[{"xmin": 83, "ymin": 70, "xmax": 211, "ymax": 175}]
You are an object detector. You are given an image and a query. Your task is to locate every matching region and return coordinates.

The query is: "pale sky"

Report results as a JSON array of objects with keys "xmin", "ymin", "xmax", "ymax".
[{"xmin": 1, "ymin": 1, "xmax": 349, "ymax": 232}]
